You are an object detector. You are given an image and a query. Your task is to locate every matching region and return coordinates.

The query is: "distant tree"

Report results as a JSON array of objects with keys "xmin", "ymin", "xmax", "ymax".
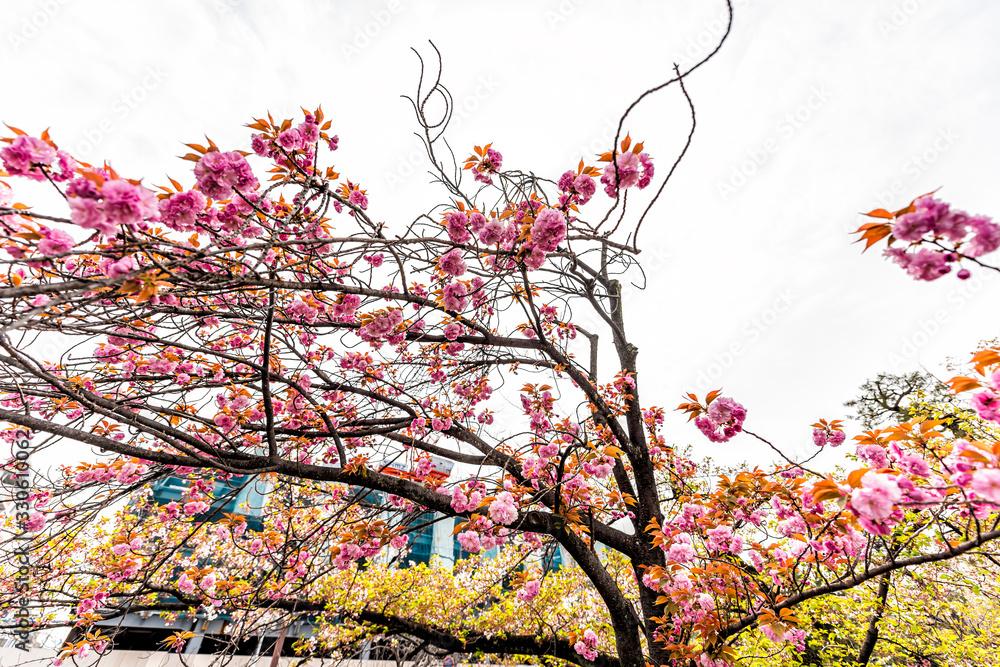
[{"xmin": 846, "ymin": 371, "xmax": 953, "ymax": 429}]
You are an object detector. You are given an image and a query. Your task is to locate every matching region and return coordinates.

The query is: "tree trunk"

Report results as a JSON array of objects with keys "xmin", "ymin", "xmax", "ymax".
[
  {"xmin": 269, "ymin": 624, "xmax": 288, "ymax": 667},
  {"xmin": 612, "ymin": 624, "xmax": 647, "ymax": 667},
  {"xmin": 856, "ymin": 573, "xmax": 891, "ymax": 666}
]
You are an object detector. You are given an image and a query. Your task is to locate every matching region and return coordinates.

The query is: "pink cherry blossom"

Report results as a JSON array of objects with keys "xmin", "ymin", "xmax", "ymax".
[
  {"xmin": 850, "ymin": 471, "xmax": 902, "ymax": 524},
  {"xmin": 813, "ymin": 427, "xmax": 846, "ymax": 447},
  {"xmin": 695, "ymin": 397, "xmax": 747, "ymax": 443},
  {"xmin": 529, "ymin": 208, "xmax": 566, "ymax": 254},
  {"xmin": 277, "ymin": 127, "xmax": 304, "ymax": 151},
  {"xmin": 665, "ymin": 534, "xmax": 696, "ymax": 564},
  {"xmin": 891, "ymin": 197, "xmax": 949, "ymax": 241},
  {"xmin": 478, "ymin": 219, "xmax": 503, "ymax": 245},
  {"xmin": 177, "ymin": 573, "xmax": 195, "ymax": 594},
  {"xmin": 971, "ymin": 468, "xmax": 1000, "ymax": 504},
  {"xmin": 967, "ymin": 216, "xmax": 1000, "ymax": 257},
  {"xmin": 558, "ymin": 170, "xmax": 597, "ymax": 205},
  {"xmin": 101, "ymin": 180, "xmax": 157, "ymax": 227},
  {"xmin": 517, "ymin": 578, "xmax": 541, "ymax": 602},
  {"xmin": 100, "ymin": 255, "xmax": 137, "ymax": 279},
  {"xmin": 456, "ymin": 530, "xmax": 482, "ymax": 554},
  {"xmin": 706, "ymin": 525, "xmax": 743, "ymax": 554},
  {"xmin": 1, "ymin": 135, "xmax": 57, "ymax": 180},
  {"xmin": 438, "ymin": 248, "xmax": 467, "ymax": 276},
  {"xmin": 868, "ymin": 196, "xmax": 1000, "ymax": 281},
  {"xmin": 37, "ymin": 226, "xmax": 74, "ymax": 256},
  {"xmin": 442, "ymin": 281, "xmax": 469, "ymax": 312},
  {"xmin": 68, "ymin": 197, "xmax": 115, "ymax": 236},
  {"xmin": 885, "ymin": 247, "xmax": 952, "ymax": 281},
  {"xmin": 68, "ymin": 179, "xmax": 157, "ymax": 237},
  {"xmin": 600, "ymin": 151, "xmax": 653, "ymax": 196},
  {"xmin": 488, "ymin": 491, "xmax": 518, "ymax": 525},
  {"xmin": 359, "ymin": 308, "xmax": 403, "ymax": 342},
  {"xmin": 158, "ymin": 190, "xmax": 207, "ymax": 231},
  {"xmin": 445, "ymin": 211, "xmax": 471, "ymax": 243},
  {"xmin": 24, "ymin": 511, "xmax": 46, "ymax": 532},
  {"xmin": 469, "ymin": 147, "xmax": 502, "ymax": 184},
  {"xmin": 573, "ymin": 629, "xmax": 599, "ymax": 661},
  {"xmin": 182, "ymin": 500, "xmax": 210, "ymax": 516},
  {"xmin": 972, "ymin": 390, "xmax": 1000, "ymax": 422},
  {"xmin": 194, "ymin": 150, "xmax": 259, "ymax": 200},
  {"xmin": 348, "ymin": 188, "xmax": 368, "ymax": 210}
]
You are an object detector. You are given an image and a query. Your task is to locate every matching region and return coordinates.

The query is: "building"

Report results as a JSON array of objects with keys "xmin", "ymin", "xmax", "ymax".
[{"xmin": 59, "ymin": 456, "xmax": 564, "ymax": 659}]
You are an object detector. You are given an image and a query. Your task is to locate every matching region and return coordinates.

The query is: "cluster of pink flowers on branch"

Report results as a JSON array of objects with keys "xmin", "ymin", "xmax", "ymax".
[
  {"xmin": 598, "ymin": 135, "xmax": 654, "ymax": 197},
  {"xmin": 193, "ymin": 149, "xmax": 259, "ymax": 201},
  {"xmin": 157, "ymin": 189, "xmax": 207, "ymax": 232},
  {"xmin": 0, "ymin": 108, "xmax": 348, "ymax": 272},
  {"xmin": 248, "ymin": 107, "xmax": 335, "ymax": 172},
  {"xmin": 431, "ymin": 199, "xmax": 569, "ymax": 274},
  {"xmin": 855, "ymin": 193, "xmax": 1000, "ymax": 281},
  {"xmin": 678, "ymin": 390, "xmax": 747, "ymax": 443},
  {"xmin": 67, "ymin": 171, "xmax": 158, "ymax": 238},
  {"xmin": 1, "ymin": 112, "xmax": 657, "ymax": 290},
  {"xmin": 1, "ymin": 129, "xmax": 75, "ymax": 181},
  {"xmin": 573, "ymin": 628, "xmax": 600, "ymax": 661},
  {"xmin": 557, "ymin": 162, "xmax": 599, "ymax": 207},
  {"xmin": 805, "ymin": 413, "xmax": 1000, "ymax": 537},
  {"xmin": 811, "ymin": 418, "xmax": 847, "ymax": 447},
  {"xmin": 463, "ymin": 143, "xmax": 503, "ymax": 184}
]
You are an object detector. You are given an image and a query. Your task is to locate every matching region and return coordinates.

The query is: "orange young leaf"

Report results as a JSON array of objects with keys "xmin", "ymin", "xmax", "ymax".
[
  {"xmin": 970, "ymin": 348, "xmax": 1000, "ymax": 374},
  {"xmin": 846, "ymin": 468, "xmax": 869, "ymax": 488},
  {"xmin": 862, "ymin": 208, "xmax": 895, "ymax": 220},
  {"xmin": 948, "ymin": 375, "xmax": 982, "ymax": 394}
]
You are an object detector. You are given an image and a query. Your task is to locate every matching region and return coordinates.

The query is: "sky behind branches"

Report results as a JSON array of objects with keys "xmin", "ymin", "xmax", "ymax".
[{"xmin": 4, "ymin": 0, "xmax": 1000, "ymax": 466}]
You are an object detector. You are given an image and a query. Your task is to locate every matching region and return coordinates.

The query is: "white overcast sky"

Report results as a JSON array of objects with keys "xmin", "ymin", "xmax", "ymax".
[{"xmin": 4, "ymin": 0, "xmax": 1000, "ymax": 467}]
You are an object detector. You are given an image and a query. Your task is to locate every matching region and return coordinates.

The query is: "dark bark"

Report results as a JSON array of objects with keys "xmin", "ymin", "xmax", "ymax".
[{"xmin": 855, "ymin": 573, "xmax": 891, "ymax": 666}]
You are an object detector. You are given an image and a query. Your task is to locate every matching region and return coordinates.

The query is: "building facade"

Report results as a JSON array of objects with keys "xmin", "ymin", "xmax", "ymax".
[{"xmin": 57, "ymin": 456, "xmax": 564, "ymax": 659}]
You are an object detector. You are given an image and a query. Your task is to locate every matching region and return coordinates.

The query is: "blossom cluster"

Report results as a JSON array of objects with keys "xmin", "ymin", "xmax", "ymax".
[
  {"xmin": 695, "ymin": 396, "xmax": 747, "ymax": 443},
  {"xmin": 1, "ymin": 133, "xmax": 74, "ymax": 181},
  {"xmin": 454, "ymin": 515, "xmax": 509, "ymax": 554},
  {"xmin": 858, "ymin": 195, "xmax": 1000, "ymax": 281},
  {"xmin": 811, "ymin": 419, "xmax": 846, "ymax": 447},
  {"xmin": 68, "ymin": 174, "xmax": 158, "ymax": 237},
  {"xmin": 0, "ymin": 119, "xmax": 659, "ymax": 289},
  {"xmin": 600, "ymin": 150, "xmax": 654, "ymax": 197},
  {"xmin": 463, "ymin": 144, "xmax": 503, "ymax": 184},
  {"xmin": 433, "ymin": 202, "xmax": 568, "ymax": 277},
  {"xmin": 557, "ymin": 167, "xmax": 598, "ymax": 207},
  {"xmin": 462, "ymin": 135, "xmax": 657, "ymax": 207},
  {"xmin": 839, "ymin": 426, "xmax": 1000, "ymax": 535},
  {"xmin": 0, "ymin": 109, "xmax": 349, "ymax": 269},
  {"xmin": 573, "ymin": 628, "xmax": 600, "ymax": 661},
  {"xmin": 249, "ymin": 107, "xmax": 336, "ymax": 175},
  {"xmin": 193, "ymin": 150, "xmax": 259, "ymax": 201}
]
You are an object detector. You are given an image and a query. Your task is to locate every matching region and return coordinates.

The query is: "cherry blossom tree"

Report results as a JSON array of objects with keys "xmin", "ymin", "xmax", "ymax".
[
  {"xmin": 3, "ymin": 3, "xmax": 1000, "ymax": 665},
  {"xmin": 730, "ymin": 375, "xmax": 1000, "ymax": 666},
  {"xmin": 733, "ymin": 555, "xmax": 1000, "ymax": 667}
]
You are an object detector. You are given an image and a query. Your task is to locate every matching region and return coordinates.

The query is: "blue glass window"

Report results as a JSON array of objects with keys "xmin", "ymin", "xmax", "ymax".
[
  {"xmin": 543, "ymin": 546, "xmax": 563, "ymax": 572},
  {"xmin": 405, "ymin": 512, "xmax": 436, "ymax": 566},
  {"xmin": 149, "ymin": 474, "xmax": 267, "ymax": 531}
]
